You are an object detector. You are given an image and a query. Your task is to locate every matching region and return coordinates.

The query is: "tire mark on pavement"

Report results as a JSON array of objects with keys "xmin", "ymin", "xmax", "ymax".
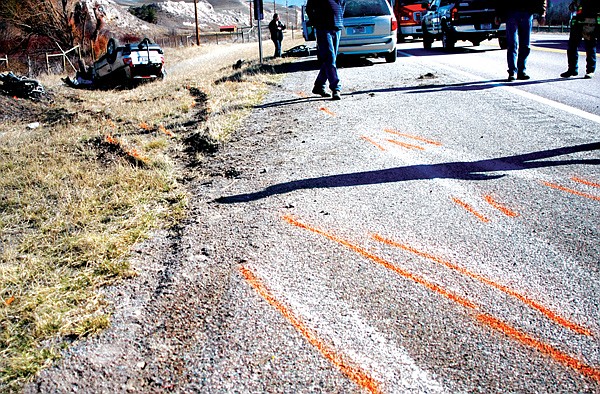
[
  {"xmin": 371, "ymin": 234, "xmax": 592, "ymax": 336},
  {"xmin": 239, "ymin": 266, "xmax": 382, "ymax": 394},
  {"xmin": 451, "ymin": 197, "xmax": 490, "ymax": 223},
  {"xmin": 542, "ymin": 181, "xmax": 600, "ymax": 202},
  {"xmin": 483, "ymin": 195, "xmax": 520, "ymax": 217},
  {"xmin": 477, "ymin": 314, "xmax": 600, "ymax": 383},
  {"xmin": 386, "ymin": 139, "xmax": 426, "ymax": 151},
  {"xmin": 282, "ymin": 215, "xmax": 599, "ymax": 382},
  {"xmin": 360, "ymin": 136, "xmax": 386, "ymax": 151},
  {"xmin": 383, "ymin": 129, "xmax": 443, "ymax": 146},
  {"xmin": 572, "ymin": 176, "xmax": 600, "ymax": 189}
]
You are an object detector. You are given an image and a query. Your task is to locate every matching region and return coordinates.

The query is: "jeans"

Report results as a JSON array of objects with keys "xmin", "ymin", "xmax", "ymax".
[
  {"xmin": 567, "ymin": 23, "xmax": 597, "ymax": 74},
  {"xmin": 273, "ymin": 39, "xmax": 282, "ymax": 57},
  {"xmin": 315, "ymin": 28, "xmax": 342, "ymax": 92},
  {"xmin": 505, "ymin": 11, "xmax": 533, "ymax": 75}
]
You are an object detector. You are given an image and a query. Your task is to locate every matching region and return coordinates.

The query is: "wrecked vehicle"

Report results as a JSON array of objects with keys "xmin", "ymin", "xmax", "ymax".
[{"xmin": 65, "ymin": 37, "xmax": 166, "ymax": 88}]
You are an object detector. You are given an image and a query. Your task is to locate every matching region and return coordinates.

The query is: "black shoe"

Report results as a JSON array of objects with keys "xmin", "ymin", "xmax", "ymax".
[
  {"xmin": 517, "ymin": 73, "xmax": 530, "ymax": 80},
  {"xmin": 560, "ymin": 70, "xmax": 578, "ymax": 78},
  {"xmin": 312, "ymin": 86, "xmax": 331, "ymax": 97},
  {"xmin": 332, "ymin": 91, "xmax": 341, "ymax": 100},
  {"xmin": 584, "ymin": 72, "xmax": 594, "ymax": 79},
  {"xmin": 507, "ymin": 74, "xmax": 515, "ymax": 82}
]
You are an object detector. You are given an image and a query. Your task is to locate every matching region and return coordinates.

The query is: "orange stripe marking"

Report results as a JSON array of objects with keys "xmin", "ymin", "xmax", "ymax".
[
  {"xmin": 372, "ymin": 234, "xmax": 592, "ymax": 336},
  {"xmin": 240, "ymin": 266, "xmax": 382, "ymax": 394},
  {"xmin": 451, "ymin": 197, "xmax": 490, "ymax": 223},
  {"xmin": 283, "ymin": 216, "xmax": 598, "ymax": 381},
  {"xmin": 571, "ymin": 177, "xmax": 600, "ymax": 189},
  {"xmin": 361, "ymin": 136, "xmax": 386, "ymax": 151},
  {"xmin": 319, "ymin": 107, "xmax": 336, "ymax": 117},
  {"xmin": 282, "ymin": 215, "xmax": 478, "ymax": 310},
  {"xmin": 386, "ymin": 139, "xmax": 426, "ymax": 151},
  {"xmin": 478, "ymin": 314, "xmax": 600, "ymax": 383},
  {"xmin": 383, "ymin": 129, "xmax": 442, "ymax": 146},
  {"xmin": 543, "ymin": 181, "xmax": 600, "ymax": 202},
  {"xmin": 484, "ymin": 195, "xmax": 519, "ymax": 217}
]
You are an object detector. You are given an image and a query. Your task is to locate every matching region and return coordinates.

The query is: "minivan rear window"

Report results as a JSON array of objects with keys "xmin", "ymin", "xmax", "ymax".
[{"xmin": 344, "ymin": 0, "xmax": 391, "ymax": 18}]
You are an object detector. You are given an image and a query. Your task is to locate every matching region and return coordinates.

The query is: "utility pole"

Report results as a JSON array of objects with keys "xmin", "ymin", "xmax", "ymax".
[
  {"xmin": 249, "ymin": 0, "xmax": 253, "ymax": 27},
  {"xmin": 273, "ymin": 0, "xmax": 276, "ymax": 14},
  {"xmin": 193, "ymin": 0, "xmax": 200, "ymax": 45}
]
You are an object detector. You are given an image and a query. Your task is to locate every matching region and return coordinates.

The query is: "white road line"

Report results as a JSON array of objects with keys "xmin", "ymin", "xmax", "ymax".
[{"xmin": 398, "ymin": 50, "xmax": 600, "ymax": 125}]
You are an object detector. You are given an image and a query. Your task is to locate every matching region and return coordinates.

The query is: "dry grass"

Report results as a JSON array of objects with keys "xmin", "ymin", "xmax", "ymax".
[{"xmin": 0, "ymin": 37, "xmax": 303, "ymax": 391}]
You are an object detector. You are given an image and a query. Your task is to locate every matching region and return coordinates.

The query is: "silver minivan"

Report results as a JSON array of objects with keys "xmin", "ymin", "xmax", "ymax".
[{"xmin": 339, "ymin": 0, "xmax": 398, "ymax": 63}]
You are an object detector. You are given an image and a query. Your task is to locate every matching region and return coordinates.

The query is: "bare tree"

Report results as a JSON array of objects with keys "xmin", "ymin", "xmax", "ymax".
[{"xmin": 0, "ymin": 0, "xmax": 80, "ymax": 50}]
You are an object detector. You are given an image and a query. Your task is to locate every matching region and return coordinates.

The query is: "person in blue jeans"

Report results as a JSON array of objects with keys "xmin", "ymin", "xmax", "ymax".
[
  {"xmin": 496, "ymin": 0, "xmax": 547, "ymax": 81},
  {"xmin": 305, "ymin": 0, "xmax": 346, "ymax": 100},
  {"xmin": 560, "ymin": 0, "xmax": 600, "ymax": 79},
  {"xmin": 268, "ymin": 13, "xmax": 286, "ymax": 58}
]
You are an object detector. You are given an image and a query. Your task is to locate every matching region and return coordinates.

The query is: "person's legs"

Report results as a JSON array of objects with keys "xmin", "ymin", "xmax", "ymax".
[
  {"xmin": 505, "ymin": 13, "xmax": 519, "ymax": 78},
  {"xmin": 314, "ymin": 29, "xmax": 341, "ymax": 92},
  {"xmin": 516, "ymin": 12, "xmax": 533, "ymax": 78},
  {"xmin": 565, "ymin": 24, "xmax": 582, "ymax": 75},
  {"xmin": 273, "ymin": 39, "xmax": 281, "ymax": 57},
  {"xmin": 584, "ymin": 35, "xmax": 597, "ymax": 75}
]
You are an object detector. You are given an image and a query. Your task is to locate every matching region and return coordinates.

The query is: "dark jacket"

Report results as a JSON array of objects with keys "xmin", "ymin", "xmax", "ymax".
[
  {"xmin": 305, "ymin": 0, "xmax": 346, "ymax": 30},
  {"xmin": 269, "ymin": 19, "xmax": 285, "ymax": 41},
  {"xmin": 495, "ymin": 0, "xmax": 547, "ymax": 18},
  {"xmin": 570, "ymin": 0, "xmax": 600, "ymax": 20}
]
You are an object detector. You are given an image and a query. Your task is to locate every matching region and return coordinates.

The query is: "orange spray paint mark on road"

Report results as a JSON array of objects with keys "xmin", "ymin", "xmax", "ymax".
[
  {"xmin": 572, "ymin": 177, "xmax": 600, "ymax": 189},
  {"xmin": 240, "ymin": 266, "xmax": 382, "ymax": 394},
  {"xmin": 386, "ymin": 139, "xmax": 426, "ymax": 151},
  {"xmin": 361, "ymin": 136, "xmax": 386, "ymax": 151},
  {"xmin": 282, "ymin": 215, "xmax": 478, "ymax": 310},
  {"xmin": 383, "ymin": 129, "xmax": 442, "ymax": 146},
  {"xmin": 319, "ymin": 107, "xmax": 336, "ymax": 117},
  {"xmin": 372, "ymin": 234, "xmax": 592, "ymax": 336},
  {"xmin": 478, "ymin": 314, "xmax": 600, "ymax": 383},
  {"xmin": 296, "ymin": 91, "xmax": 308, "ymax": 98},
  {"xmin": 543, "ymin": 181, "xmax": 600, "ymax": 202},
  {"xmin": 484, "ymin": 195, "xmax": 519, "ymax": 218},
  {"xmin": 451, "ymin": 197, "xmax": 490, "ymax": 223}
]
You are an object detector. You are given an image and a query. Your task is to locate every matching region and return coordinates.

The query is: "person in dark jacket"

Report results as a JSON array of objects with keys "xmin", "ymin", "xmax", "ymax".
[
  {"xmin": 305, "ymin": 0, "xmax": 346, "ymax": 100},
  {"xmin": 560, "ymin": 0, "xmax": 600, "ymax": 79},
  {"xmin": 495, "ymin": 0, "xmax": 547, "ymax": 81},
  {"xmin": 268, "ymin": 13, "xmax": 286, "ymax": 58}
]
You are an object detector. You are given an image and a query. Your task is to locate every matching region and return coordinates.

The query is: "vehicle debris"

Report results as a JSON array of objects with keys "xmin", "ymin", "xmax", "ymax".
[{"xmin": 0, "ymin": 72, "xmax": 47, "ymax": 100}]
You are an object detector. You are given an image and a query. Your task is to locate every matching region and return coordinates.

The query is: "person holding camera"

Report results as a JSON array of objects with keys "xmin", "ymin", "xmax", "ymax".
[
  {"xmin": 269, "ymin": 13, "xmax": 286, "ymax": 58},
  {"xmin": 560, "ymin": 0, "xmax": 600, "ymax": 79}
]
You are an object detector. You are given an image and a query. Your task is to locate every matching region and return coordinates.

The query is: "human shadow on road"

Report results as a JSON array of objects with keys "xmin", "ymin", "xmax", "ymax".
[
  {"xmin": 256, "ymin": 77, "xmax": 570, "ymax": 109},
  {"xmin": 398, "ymin": 46, "xmax": 504, "ymax": 57},
  {"xmin": 215, "ymin": 142, "xmax": 600, "ymax": 203}
]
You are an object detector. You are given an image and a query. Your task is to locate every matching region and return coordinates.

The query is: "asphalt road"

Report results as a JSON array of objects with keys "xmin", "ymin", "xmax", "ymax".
[
  {"xmin": 29, "ymin": 34, "xmax": 600, "ymax": 393},
  {"xmin": 209, "ymin": 33, "xmax": 600, "ymax": 393}
]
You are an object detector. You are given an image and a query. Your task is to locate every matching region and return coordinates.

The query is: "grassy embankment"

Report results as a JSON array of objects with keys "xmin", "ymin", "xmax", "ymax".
[{"xmin": 0, "ymin": 37, "xmax": 303, "ymax": 391}]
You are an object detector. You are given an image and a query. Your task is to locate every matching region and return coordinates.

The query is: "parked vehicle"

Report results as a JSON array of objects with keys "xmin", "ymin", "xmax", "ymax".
[
  {"xmin": 421, "ymin": 0, "xmax": 506, "ymax": 50},
  {"xmin": 301, "ymin": 5, "xmax": 316, "ymax": 41},
  {"xmin": 339, "ymin": 0, "xmax": 399, "ymax": 62},
  {"xmin": 302, "ymin": 0, "xmax": 398, "ymax": 63},
  {"xmin": 394, "ymin": 0, "xmax": 428, "ymax": 41},
  {"xmin": 93, "ymin": 37, "xmax": 166, "ymax": 85}
]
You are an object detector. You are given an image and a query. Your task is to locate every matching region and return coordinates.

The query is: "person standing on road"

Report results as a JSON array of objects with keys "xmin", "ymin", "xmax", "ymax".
[
  {"xmin": 269, "ymin": 13, "xmax": 286, "ymax": 58},
  {"xmin": 495, "ymin": 0, "xmax": 547, "ymax": 81},
  {"xmin": 305, "ymin": 0, "xmax": 346, "ymax": 100},
  {"xmin": 560, "ymin": 0, "xmax": 600, "ymax": 79}
]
